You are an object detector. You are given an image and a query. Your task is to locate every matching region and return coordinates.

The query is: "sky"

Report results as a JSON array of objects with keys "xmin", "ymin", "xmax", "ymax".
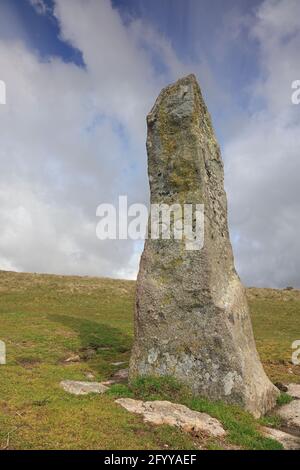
[{"xmin": 0, "ymin": 0, "xmax": 299, "ymax": 287}]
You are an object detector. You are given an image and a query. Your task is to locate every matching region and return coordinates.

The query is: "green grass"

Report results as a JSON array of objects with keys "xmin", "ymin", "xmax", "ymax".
[
  {"xmin": 108, "ymin": 376, "xmax": 283, "ymax": 450},
  {"xmin": 0, "ymin": 271, "xmax": 299, "ymax": 449},
  {"xmin": 276, "ymin": 392, "xmax": 293, "ymax": 406},
  {"xmin": 0, "ymin": 271, "xmax": 194, "ymax": 450},
  {"xmin": 248, "ymin": 287, "xmax": 300, "ymax": 384}
]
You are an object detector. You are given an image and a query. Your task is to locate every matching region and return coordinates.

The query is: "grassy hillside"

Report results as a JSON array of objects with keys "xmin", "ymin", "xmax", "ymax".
[
  {"xmin": 247, "ymin": 287, "xmax": 300, "ymax": 384},
  {"xmin": 0, "ymin": 271, "xmax": 299, "ymax": 450}
]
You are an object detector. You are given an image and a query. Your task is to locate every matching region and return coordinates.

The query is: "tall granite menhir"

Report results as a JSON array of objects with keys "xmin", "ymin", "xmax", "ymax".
[{"xmin": 129, "ymin": 75, "xmax": 279, "ymax": 417}]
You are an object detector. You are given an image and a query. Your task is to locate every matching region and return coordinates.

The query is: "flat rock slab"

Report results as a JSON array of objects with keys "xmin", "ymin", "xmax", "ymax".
[
  {"xmin": 60, "ymin": 380, "xmax": 108, "ymax": 395},
  {"xmin": 287, "ymin": 383, "xmax": 300, "ymax": 399},
  {"xmin": 262, "ymin": 427, "xmax": 300, "ymax": 450},
  {"xmin": 115, "ymin": 398, "xmax": 225, "ymax": 437},
  {"xmin": 276, "ymin": 400, "xmax": 300, "ymax": 433}
]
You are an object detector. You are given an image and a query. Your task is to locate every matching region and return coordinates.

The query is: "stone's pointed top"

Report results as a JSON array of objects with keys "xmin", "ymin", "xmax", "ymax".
[
  {"xmin": 147, "ymin": 73, "xmax": 204, "ymax": 124},
  {"xmin": 162, "ymin": 73, "xmax": 199, "ymax": 91},
  {"xmin": 176, "ymin": 73, "xmax": 198, "ymax": 85}
]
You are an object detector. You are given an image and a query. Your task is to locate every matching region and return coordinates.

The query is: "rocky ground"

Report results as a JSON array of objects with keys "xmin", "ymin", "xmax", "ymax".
[{"xmin": 59, "ymin": 376, "xmax": 300, "ymax": 450}]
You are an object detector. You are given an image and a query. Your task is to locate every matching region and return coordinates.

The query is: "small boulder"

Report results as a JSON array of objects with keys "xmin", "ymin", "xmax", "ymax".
[
  {"xmin": 60, "ymin": 380, "xmax": 108, "ymax": 395},
  {"xmin": 115, "ymin": 398, "xmax": 225, "ymax": 437}
]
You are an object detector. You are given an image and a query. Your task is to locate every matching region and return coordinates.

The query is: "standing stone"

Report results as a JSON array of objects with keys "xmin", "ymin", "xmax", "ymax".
[{"xmin": 129, "ymin": 74, "xmax": 279, "ymax": 417}]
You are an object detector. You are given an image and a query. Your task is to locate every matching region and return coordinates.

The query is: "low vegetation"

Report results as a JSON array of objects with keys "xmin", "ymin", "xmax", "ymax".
[
  {"xmin": 0, "ymin": 271, "xmax": 299, "ymax": 449},
  {"xmin": 109, "ymin": 376, "xmax": 282, "ymax": 450}
]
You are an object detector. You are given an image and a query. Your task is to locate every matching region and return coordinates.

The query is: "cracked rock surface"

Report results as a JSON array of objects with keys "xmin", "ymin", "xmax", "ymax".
[
  {"xmin": 276, "ymin": 399, "xmax": 300, "ymax": 434},
  {"xmin": 115, "ymin": 398, "xmax": 225, "ymax": 437},
  {"xmin": 287, "ymin": 383, "xmax": 300, "ymax": 399},
  {"xmin": 262, "ymin": 427, "xmax": 300, "ymax": 450}
]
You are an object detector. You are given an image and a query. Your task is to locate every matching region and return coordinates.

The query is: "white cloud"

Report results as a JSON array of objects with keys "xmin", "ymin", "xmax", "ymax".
[
  {"xmin": 0, "ymin": 0, "xmax": 188, "ymax": 279},
  {"xmin": 1, "ymin": 0, "xmax": 299, "ymax": 288},
  {"xmin": 225, "ymin": 0, "xmax": 300, "ymax": 287}
]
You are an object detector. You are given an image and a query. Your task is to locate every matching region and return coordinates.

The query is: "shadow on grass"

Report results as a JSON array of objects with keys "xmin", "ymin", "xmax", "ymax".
[{"xmin": 48, "ymin": 313, "xmax": 132, "ymax": 356}]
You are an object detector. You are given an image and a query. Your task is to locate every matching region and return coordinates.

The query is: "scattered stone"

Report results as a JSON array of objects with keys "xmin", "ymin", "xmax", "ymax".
[
  {"xmin": 102, "ymin": 380, "xmax": 116, "ymax": 386},
  {"xmin": 64, "ymin": 354, "xmax": 80, "ymax": 363},
  {"xmin": 80, "ymin": 348, "xmax": 97, "ymax": 360},
  {"xmin": 287, "ymin": 383, "xmax": 300, "ymax": 399},
  {"xmin": 60, "ymin": 380, "xmax": 108, "ymax": 395},
  {"xmin": 129, "ymin": 73, "xmax": 279, "ymax": 417},
  {"xmin": 115, "ymin": 398, "xmax": 225, "ymax": 437},
  {"xmin": 111, "ymin": 362, "xmax": 127, "ymax": 366},
  {"xmin": 262, "ymin": 427, "xmax": 300, "ymax": 450},
  {"xmin": 275, "ymin": 382, "xmax": 288, "ymax": 392},
  {"xmin": 85, "ymin": 372, "xmax": 95, "ymax": 380},
  {"xmin": 113, "ymin": 369, "xmax": 128, "ymax": 381},
  {"xmin": 276, "ymin": 400, "xmax": 300, "ymax": 433}
]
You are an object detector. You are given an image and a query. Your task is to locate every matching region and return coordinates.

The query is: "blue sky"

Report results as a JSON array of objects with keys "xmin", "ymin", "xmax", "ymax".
[
  {"xmin": 0, "ymin": 0, "xmax": 84, "ymax": 64},
  {"xmin": 0, "ymin": 0, "xmax": 264, "ymax": 140},
  {"xmin": 0, "ymin": 0, "xmax": 300, "ymax": 287}
]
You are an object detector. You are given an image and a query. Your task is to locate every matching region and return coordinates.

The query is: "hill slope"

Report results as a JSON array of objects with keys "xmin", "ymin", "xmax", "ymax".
[{"xmin": 0, "ymin": 271, "xmax": 299, "ymax": 449}]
